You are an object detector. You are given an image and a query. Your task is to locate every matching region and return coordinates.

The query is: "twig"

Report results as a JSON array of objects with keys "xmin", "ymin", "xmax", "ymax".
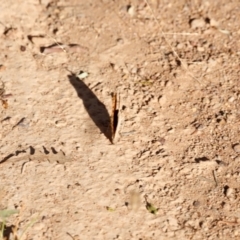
[{"xmin": 212, "ymin": 170, "xmax": 218, "ymax": 187}]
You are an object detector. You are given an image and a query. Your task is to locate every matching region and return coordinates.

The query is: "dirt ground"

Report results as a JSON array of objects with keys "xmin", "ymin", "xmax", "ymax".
[{"xmin": 0, "ymin": 0, "xmax": 240, "ymax": 239}]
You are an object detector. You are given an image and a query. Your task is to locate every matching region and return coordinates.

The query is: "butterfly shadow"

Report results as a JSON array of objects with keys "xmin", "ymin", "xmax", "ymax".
[{"xmin": 68, "ymin": 74, "xmax": 112, "ymax": 143}]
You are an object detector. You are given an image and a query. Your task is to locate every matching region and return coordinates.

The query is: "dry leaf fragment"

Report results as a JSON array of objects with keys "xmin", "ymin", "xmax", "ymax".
[
  {"xmin": 146, "ymin": 202, "xmax": 158, "ymax": 214},
  {"xmin": 145, "ymin": 196, "xmax": 158, "ymax": 215},
  {"xmin": 106, "ymin": 206, "xmax": 115, "ymax": 212}
]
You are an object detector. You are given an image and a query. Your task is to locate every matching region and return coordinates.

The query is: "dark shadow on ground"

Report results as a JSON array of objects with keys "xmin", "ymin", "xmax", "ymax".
[{"xmin": 68, "ymin": 74, "xmax": 112, "ymax": 143}]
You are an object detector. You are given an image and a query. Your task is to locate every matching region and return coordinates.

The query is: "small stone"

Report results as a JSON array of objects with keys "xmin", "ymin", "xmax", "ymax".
[
  {"xmin": 116, "ymin": 38, "xmax": 124, "ymax": 44},
  {"xmin": 127, "ymin": 5, "xmax": 135, "ymax": 17},
  {"xmin": 190, "ymin": 18, "xmax": 206, "ymax": 29},
  {"xmin": 193, "ymin": 200, "xmax": 200, "ymax": 207},
  {"xmin": 130, "ymin": 67, "xmax": 138, "ymax": 74},
  {"xmin": 55, "ymin": 119, "xmax": 67, "ymax": 127},
  {"xmin": 77, "ymin": 71, "xmax": 88, "ymax": 79},
  {"xmin": 226, "ymin": 187, "xmax": 235, "ymax": 197},
  {"xmin": 20, "ymin": 45, "xmax": 26, "ymax": 52},
  {"xmin": 210, "ymin": 18, "xmax": 219, "ymax": 28},
  {"xmin": 176, "ymin": 43, "xmax": 184, "ymax": 49},
  {"xmin": 158, "ymin": 95, "xmax": 167, "ymax": 106},
  {"xmin": 197, "ymin": 47, "xmax": 205, "ymax": 52},
  {"xmin": 165, "ymin": 81, "xmax": 172, "ymax": 87},
  {"xmin": 233, "ymin": 144, "xmax": 240, "ymax": 153}
]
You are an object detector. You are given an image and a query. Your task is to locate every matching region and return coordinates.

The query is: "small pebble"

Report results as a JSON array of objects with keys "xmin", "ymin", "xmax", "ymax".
[
  {"xmin": 116, "ymin": 38, "xmax": 124, "ymax": 44},
  {"xmin": 226, "ymin": 187, "xmax": 235, "ymax": 197},
  {"xmin": 233, "ymin": 144, "xmax": 240, "ymax": 153},
  {"xmin": 20, "ymin": 45, "xmax": 26, "ymax": 52},
  {"xmin": 210, "ymin": 18, "xmax": 219, "ymax": 28},
  {"xmin": 190, "ymin": 18, "xmax": 206, "ymax": 29},
  {"xmin": 127, "ymin": 5, "xmax": 135, "ymax": 17},
  {"xmin": 228, "ymin": 96, "xmax": 235, "ymax": 102},
  {"xmin": 197, "ymin": 46, "xmax": 205, "ymax": 52},
  {"xmin": 77, "ymin": 71, "xmax": 88, "ymax": 79},
  {"xmin": 193, "ymin": 200, "xmax": 200, "ymax": 207},
  {"xmin": 158, "ymin": 95, "xmax": 167, "ymax": 106}
]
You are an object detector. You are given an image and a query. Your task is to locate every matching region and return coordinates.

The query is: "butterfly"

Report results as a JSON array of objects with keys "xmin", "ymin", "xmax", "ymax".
[{"xmin": 110, "ymin": 92, "xmax": 119, "ymax": 144}]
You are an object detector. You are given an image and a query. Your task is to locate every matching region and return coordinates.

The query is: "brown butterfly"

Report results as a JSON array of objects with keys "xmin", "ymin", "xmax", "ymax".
[{"xmin": 110, "ymin": 92, "xmax": 119, "ymax": 143}]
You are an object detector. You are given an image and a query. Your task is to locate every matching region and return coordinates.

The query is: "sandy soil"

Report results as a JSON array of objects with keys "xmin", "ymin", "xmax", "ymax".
[{"xmin": 0, "ymin": 0, "xmax": 240, "ymax": 239}]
